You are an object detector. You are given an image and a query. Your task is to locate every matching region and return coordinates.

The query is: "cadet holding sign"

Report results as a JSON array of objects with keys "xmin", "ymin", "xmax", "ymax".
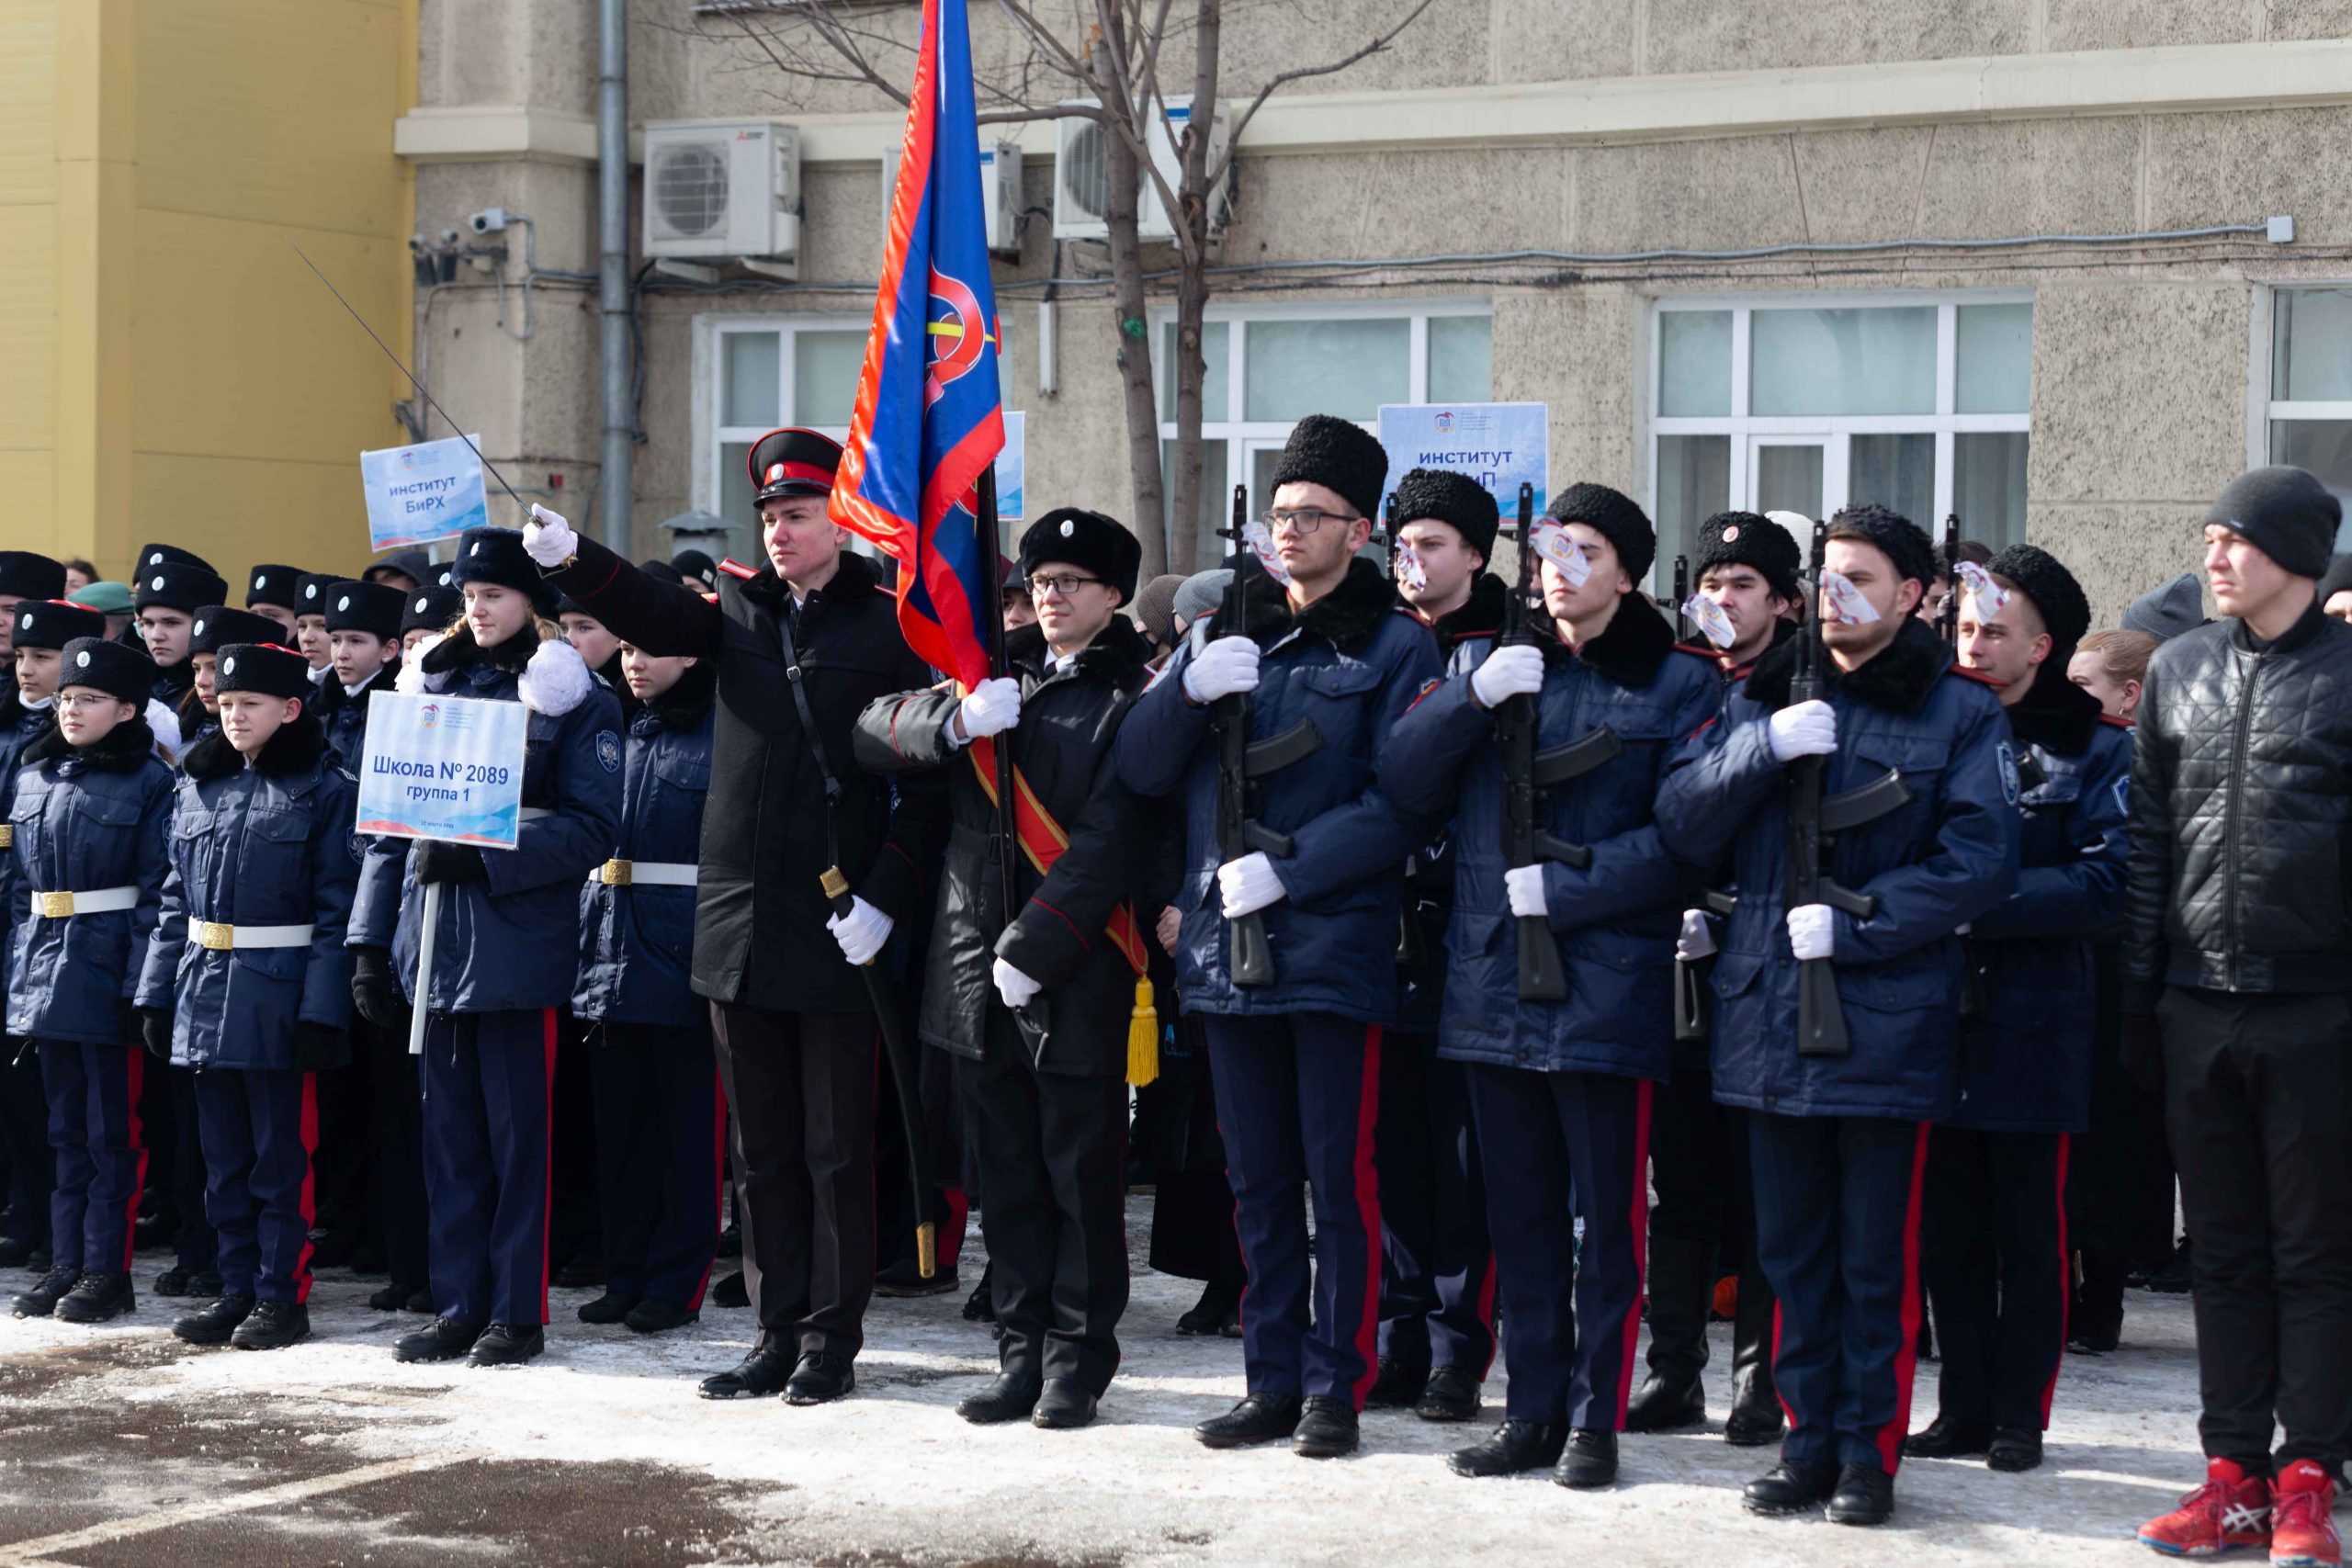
[{"xmin": 345, "ymin": 526, "xmax": 622, "ymax": 1370}]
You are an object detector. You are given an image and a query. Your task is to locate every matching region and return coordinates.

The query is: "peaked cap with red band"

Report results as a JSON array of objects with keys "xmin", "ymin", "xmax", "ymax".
[{"xmin": 748, "ymin": 427, "xmax": 846, "ymax": 506}]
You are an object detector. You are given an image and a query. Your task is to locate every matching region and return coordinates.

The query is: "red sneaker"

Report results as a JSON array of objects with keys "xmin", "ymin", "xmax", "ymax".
[
  {"xmin": 2270, "ymin": 1461, "xmax": 2341, "ymax": 1568},
  {"xmin": 2138, "ymin": 1458, "xmax": 2273, "ymax": 1557}
]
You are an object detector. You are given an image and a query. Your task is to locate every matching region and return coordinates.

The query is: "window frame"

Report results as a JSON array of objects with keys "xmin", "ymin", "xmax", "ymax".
[
  {"xmin": 1646, "ymin": 288, "xmax": 2034, "ymax": 584},
  {"xmin": 2255, "ymin": 283, "xmax": 2352, "ymax": 476},
  {"xmin": 692, "ymin": 312, "xmax": 871, "ymax": 518}
]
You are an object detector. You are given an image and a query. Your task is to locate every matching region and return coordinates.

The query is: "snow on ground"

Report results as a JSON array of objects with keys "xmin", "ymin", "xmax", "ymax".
[{"xmin": 0, "ymin": 1201, "xmax": 2209, "ymax": 1566}]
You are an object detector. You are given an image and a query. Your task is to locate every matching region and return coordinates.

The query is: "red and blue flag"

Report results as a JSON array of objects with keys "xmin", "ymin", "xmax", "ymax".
[{"xmin": 830, "ymin": 0, "xmax": 1003, "ymax": 690}]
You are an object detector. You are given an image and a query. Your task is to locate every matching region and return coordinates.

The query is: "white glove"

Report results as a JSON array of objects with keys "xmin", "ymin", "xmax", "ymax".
[
  {"xmin": 523, "ymin": 502, "xmax": 578, "ymax": 567},
  {"xmin": 1217, "ymin": 852, "xmax": 1288, "ymax": 918},
  {"xmin": 1787, "ymin": 903, "xmax": 1836, "ymax": 961},
  {"xmin": 1505, "ymin": 864, "xmax": 1549, "ymax": 919},
  {"xmin": 1182, "ymin": 637, "xmax": 1261, "ymax": 705},
  {"xmin": 1471, "ymin": 643, "xmax": 1545, "ymax": 709},
  {"xmin": 1676, "ymin": 908, "xmax": 1717, "ymax": 963},
  {"xmin": 1768, "ymin": 699, "xmax": 1838, "ymax": 761},
  {"xmin": 826, "ymin": 896, "xmax": 894, "ymax": 966},
  {"xmin": 955, "ymin": 677, "xmax": 1023, "ymax": 741},
  {"xmin": 992, "ymin": 956, "xmax": 1041, "ymax": 1010}
]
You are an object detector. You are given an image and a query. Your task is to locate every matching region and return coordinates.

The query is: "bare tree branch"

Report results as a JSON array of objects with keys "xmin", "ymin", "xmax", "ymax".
[{"xmin": 1206, "ymin": 0, "xmax": 1441, "ymax": 190}]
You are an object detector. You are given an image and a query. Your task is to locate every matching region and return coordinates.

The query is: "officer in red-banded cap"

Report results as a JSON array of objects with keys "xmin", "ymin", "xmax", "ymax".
[{"xmin": 517, "ymin": 428, "xmax": 948, "ymax": 1406}]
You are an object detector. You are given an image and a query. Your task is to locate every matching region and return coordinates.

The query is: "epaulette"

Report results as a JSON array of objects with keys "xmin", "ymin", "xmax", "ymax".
[
  {"xmin": 718, "ymin": 558, "xmax": 759, "ymax": 581},
  {"xmin": 2098, "ymin": 711, "xmax": 2133, "ymax": 729},
  {"xmin": 1671, "ymin": 640, "xmax": 1722, "ymax": 662},
  {"xmin": 1949, "ymin": 665, "xmax": 2006, "ymax": 691}
]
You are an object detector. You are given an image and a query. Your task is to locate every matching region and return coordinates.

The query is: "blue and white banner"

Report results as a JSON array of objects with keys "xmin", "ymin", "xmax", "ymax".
[
  {"xmin": 354, "ymin": 692, "xmax": 528, "ymax": 850},
  {"xmin": 360, "ymin": 434, "xmax": 489, "ymax": 551},
  {"xmin": 1377, "ymin": 402, "xmax": 1549, "ymax": 523}
]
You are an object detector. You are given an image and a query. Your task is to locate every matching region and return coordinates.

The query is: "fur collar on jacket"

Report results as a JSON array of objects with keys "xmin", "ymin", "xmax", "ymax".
[
  {"xmin": 1228, "ymin": 556, "xmax": 1404, "ymax": 657},
  {"xmin": 1007, "ymin": 614, "xmax": 1153, "ymax": 689},
  {"xmin": 2003, "ymin": 659, "xmax": 2104, "ymax": 758},
  {"xmin": 730, "ymin": 547, "xmax": 886, "ymax": 613},
  {"xmin": 1420, "ymin": 572, "xmax": 1509, "ymax": 657},
  {"xmin": 180, "ymin": 712, "xmax": 330, "ymax": 783},
  {"xmin": 23, "ymin": 715, "xmax": 155, "ymax": 773},
  {"xmin": 638, "ymin": 658, "xmax": 718, "ymax": 733},
  {"xmin": 1538, "ymin": 591, "xmax": 1680, "ymax": 690},
  {"xmin": 1743, "ymin": 614, "xmax": 1952, "ymax": 716}
]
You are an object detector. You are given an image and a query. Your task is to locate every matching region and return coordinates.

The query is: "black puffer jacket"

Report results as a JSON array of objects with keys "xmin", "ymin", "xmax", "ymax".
[
  {"xmin": 2123, "ymin": 598, "xmax": 2352, "ymax": 1009},
  {"xmin": 853, "ymin": 616, "xmax": 1158, "ymax": 1075}
]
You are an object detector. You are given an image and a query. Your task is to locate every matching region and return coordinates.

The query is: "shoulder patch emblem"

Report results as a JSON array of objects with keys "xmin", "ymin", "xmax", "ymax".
[
  {"xmin": 1996, "ymin": 740, "xmax": 2021, "ymax": 807},
  {"xmin": 595, "ymin": 730, "xmax": 622, "ymax": 773}
]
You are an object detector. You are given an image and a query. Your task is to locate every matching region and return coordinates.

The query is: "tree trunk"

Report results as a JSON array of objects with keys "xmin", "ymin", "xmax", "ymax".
[
  {"xmin": 1091, "ymin": 35, "xmax": 1167, "ymax": 581},
  {"xmin": 1165, "ymin": 0, "xmax": 1223, "ymax": 577}
]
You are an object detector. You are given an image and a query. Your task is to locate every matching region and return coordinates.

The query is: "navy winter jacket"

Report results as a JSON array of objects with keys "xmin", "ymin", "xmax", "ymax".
[
  {"xmin": 1385, "ymin": 594, "xmax": 1721, "ymax": 1078},
  {"xmin": 1113, "ymin": 558, "xmax": 1441, "ymax": 1026},
  {"xmin": 135, "ymin": 718, "xmax": 359, "ymax": 1068},
  {"xmin": 1948, "ymin": 671, "xmax": 2130, "ymax": 1134},
  {"xmin": 348, "ymin": 626, "xmax": 624, "ymax": 1013},
  {"xmin": 3, "ymin": 718, "xmax": 175, "ymax": 1045},
  {"xmin": 573, "ymin": 662, "xmax": 714, "ymax": 1028},
  {"xmin": 1656, "ymin": 617, "xmax": 2020, "ymax": 1122}
]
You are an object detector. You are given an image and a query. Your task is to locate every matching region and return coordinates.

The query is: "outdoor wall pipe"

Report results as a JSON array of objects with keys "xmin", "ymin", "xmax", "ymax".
[{"xmin": 598, "ymin": 0, "xmax": 632, "ymax": 550}]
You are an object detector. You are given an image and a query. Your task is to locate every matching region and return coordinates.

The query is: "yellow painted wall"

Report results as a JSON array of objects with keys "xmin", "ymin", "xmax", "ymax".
[{"xmin": 0, "ymin": 0, "xmax": 414, "ymax": 584}]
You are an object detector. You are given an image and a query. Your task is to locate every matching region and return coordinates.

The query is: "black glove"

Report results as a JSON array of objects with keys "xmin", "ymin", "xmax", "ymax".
[
  {"xmin": 351, "ymin": 946, "xmax": 403, "ymax": 1031},
  {"xmin": 413, "ymin": 840, "xmax": 488, "ymax": 886},
  {"xmin": 293, "ymin": 1020, "xmax": 348, "ymax": 1070},
  {"xmin": 137, "ymin": 1007, "xmax": 174, "ymax": 1062},
  {"xmin": 2120, "ymin": 1011, "xmax": 2165, "ymax": 1095}
]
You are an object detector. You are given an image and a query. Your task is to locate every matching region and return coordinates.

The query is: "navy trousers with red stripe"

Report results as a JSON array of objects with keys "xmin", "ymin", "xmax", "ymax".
[
  {"xmin": 195, "ymin": 1067, "xmax": 319, "ymax": 1303},
  {"xmin": 588, "ymin": 1021, "xmax": 723, "ymax": 1312},
  {"xmin": 1922, "ymin": 1126, "xmax": 2070, "ymax": 1432},
  {"xmin": 1467, "ymin": 1064, "xmax": 1652, "ymax": 1428},
  {"xmin": 40, "ymin": 1040, "xmax": 145, "ymax": 1273},
  {"xmin": 1374, "ymin": 1032, "xmax": 1495, "ymax": 1377},
  {"xmin": 419, "ymin": 1010, "xmax": 554, "ymax": 1326},
  {"xmin": 1203, "ymin": 1013, "xmax": 1383, "ymax": 1407},
  {"xmin": 1749, "ymin": 1111, "xmax": 1930, "ymax": 1474}
]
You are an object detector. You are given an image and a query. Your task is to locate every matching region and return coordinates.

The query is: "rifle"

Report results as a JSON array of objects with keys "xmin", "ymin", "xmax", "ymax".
[
  {"xmin": 1787, "ymin": 520, "xmax": 1918, "ymax": 1056},
  {"xmin": 1498, "ymin": 485, "xmax": 1575, "ymax": 1002},
  {"xmin": 1939, "ymin": 513, "xmax": 1962, "ymax": 644},
  {"xmin": 1671, "ymin": 555, "xmax": 1690, "ymax": 641},
  {"xmin": 1211, "ymin": 486, "xmax": 1324, "ymax": 986}
]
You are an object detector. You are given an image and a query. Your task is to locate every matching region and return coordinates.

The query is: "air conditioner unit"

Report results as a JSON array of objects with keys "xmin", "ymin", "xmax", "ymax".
[
  {"xmin": 643, "ymin": 119, "xmax": 802, "ymax": 263},
  {"xmin": 1052, "ymin": 97, "xmax": 1228, "ymax": 243},
  {"xmin": 882, "ymin": 141, "xmax": 1023, "ymax": 257}
]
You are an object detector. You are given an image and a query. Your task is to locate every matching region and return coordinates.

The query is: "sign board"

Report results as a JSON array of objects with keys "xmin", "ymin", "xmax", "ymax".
[
  {"xmin": 1376, "ymin": 402, "xmax": 1549, "ymax": 525},
  {"xmin": 995, "ymin": 411, "xmax": 1026, "ymax": 526},
  {"xmin": 354, "ymin": 692, "xmax": 529, "ymax": 849},
  {"xmin": 360, "ymin": 434, "xmax": 490, "ymax": 551}
]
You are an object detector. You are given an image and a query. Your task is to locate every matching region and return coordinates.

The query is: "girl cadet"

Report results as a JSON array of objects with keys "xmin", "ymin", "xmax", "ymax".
[
  {"xmin": 137, "ymin": 642, "xmax": 357, "ymax": 1350},
  {"xmin": 5, "ymin": 637, "xmax": 174, "ymax": 1324},
  {"xmin": 346, "ymin": 526, "xmax": 623, "ymax": 1369}
]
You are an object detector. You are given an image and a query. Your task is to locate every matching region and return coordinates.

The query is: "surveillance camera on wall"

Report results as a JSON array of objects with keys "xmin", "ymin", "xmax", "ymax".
[{"xmin": 468, "ymin": 207, "xmax": 511, "ymax": 235}]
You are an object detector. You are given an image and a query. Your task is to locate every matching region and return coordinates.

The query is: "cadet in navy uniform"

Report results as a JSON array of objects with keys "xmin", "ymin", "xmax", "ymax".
[
  {"xmin": 136, "ymin": 643, "xmax": 357, "ymax": 1350},
  {"xmin": 0, "ymin": 561, "xmax": 72, "ymax": 1271},
  {"xmin": 401, "ymin": 585, "xmax": 464, "ymax": 658},
  {"xmin": 5, "ymin": 637, "xmax": 175, "ymax": 1322},
  {"xmin": 1114, "ymin": 415, "xmax": 1441, "ymax": 1460},
  {"xmin": 315, "ymin": 580, "xmax": 406, "ymax": 770},
  {"xmin": 245, "ymin": 565, "xmax": 308, "ymax": 642},
  {"xmin": 1376, "ymin": 468, "xmax": 1506, "ymax": 1424},
  {"xmin": 524, "ymin": 429, "xmax": 947, "ymax": 1407},
  {"xmin": 1638, "ymin": 510, "xmax": 1802, "ymax": 1447},
  {"xmin": 1905, "ymin": 545, "xmax": 2128, "ymax": 1473},
  {"xmin": 347, "ymin": 526, "xmax": 623, "ymax": 1368},
  {"xmin": 132, "ymin": 554, "xmax": 229, "ymax": 712},
  {"xmin": 291, "ymin": 573, "xmax": 336, "ymax": 677},
  {"xmin": 183, "ymin": 606, "xmax": 285, "ymax": 753},
  {"xmin": 1386, "ymin": 483, "xmax": 1720, "ymax": 1489},
  {"xmin": 1657, "ymin": 504, "xmax": 2019, "ymax": 1526},
  {"xmin": 571, "ymin": 637, "xmax": 722, "ymax": 1335},
  {"xmin": 856, "ymin": 508, "xmax": 1155, "ymax": 1432}
]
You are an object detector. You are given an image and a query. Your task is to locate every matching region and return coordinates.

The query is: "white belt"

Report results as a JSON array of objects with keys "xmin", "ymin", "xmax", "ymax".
[
  {"xmin": 29, "ymin": 886, "xmax": 139, "ymax": 919},
  {"xmin": 519, "ymin": 807, "xmax": 554, "ymax": 821},
  {"xmin": 589, "ymin": 859, "xmax": 696, "ymax": 888},
  {"xmin": 188, "ymin": 920, "xmax": 314, "ymax": 952}
]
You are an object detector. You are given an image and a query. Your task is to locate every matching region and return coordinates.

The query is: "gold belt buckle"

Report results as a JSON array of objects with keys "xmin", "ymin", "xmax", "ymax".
[
  {"xmin": 600, "ymin": 859, "xmax": 632, "ymax": 886},
  {"xmin": 198, "ymin": 920, "xmax": 233, "ymax": 951},
  {"xmin": 0, "ymin": 824, "xmax": 12, "ymax": 848},
  {"xmin": 37, "ymin": 890, "xmax": 73, "ymax": 919}
]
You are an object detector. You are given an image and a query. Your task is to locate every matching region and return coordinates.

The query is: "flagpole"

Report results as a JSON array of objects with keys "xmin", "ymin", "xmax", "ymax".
[{"xmin": 978, "ymin": 468, "xmax": 1021, "ymax": 938}]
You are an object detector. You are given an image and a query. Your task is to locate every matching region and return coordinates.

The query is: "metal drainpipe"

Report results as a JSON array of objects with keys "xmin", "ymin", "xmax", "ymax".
[{"xmin": 597, "ymin": 0, "xmax": 632, "ymax": 550}]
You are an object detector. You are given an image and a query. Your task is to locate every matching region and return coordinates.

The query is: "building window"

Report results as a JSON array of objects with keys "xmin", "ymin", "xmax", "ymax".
[
  {"xmin": 1154, "ymin": 301, "xmax": 1493, "ymax": 565},
  {"xmin": 2267, "ymin": 287, "xmax": 2352, "ymax": 547},
  {"xmin": 705, "ymin": 317, "xmax": 868, "ymax": 531},
  {"xmin": 1649, "ymin": 293, "xmax": 2033, "ymax": 585}
]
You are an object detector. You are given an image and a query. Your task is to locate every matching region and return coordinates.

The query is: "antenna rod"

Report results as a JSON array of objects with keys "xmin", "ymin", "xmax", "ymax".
[{"xmin": 288, "ymin": 240, "xmax": 527, "ymax": 511}]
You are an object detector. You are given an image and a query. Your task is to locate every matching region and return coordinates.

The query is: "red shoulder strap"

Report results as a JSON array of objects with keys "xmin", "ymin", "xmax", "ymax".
[
  {"xmin": 718, "ymin": 558, "xmax": 759, "ymax": 581},
  {"xmin": 1672, "ymin": 640, "xmax": 1722, "ymax": 662},
  {"xmin": 1949, "ymin": 664, "xmax": 2006, "ymax": 691},
  {"xmin": 2098, "ymin": 712, "xmax": 2134, "ymax": 729}
]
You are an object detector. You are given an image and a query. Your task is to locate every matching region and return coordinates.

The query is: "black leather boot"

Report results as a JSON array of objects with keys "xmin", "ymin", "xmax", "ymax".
[
  {"xmin": 1195, "ymin": 1393, "xmax": 1304, "ymax": 1449},
  {"xmin": 697, "ymin": 1337, "xmax": 793, "ymax": 1399},
  {"xmin": 172, "ymin": 1294, "xmax": 256, "ymax": 1345},
  {"xmin": 1903, "ymin": 1413, "xmax": 1993, "ymax": 1459},
  {"xmin": 52, "ymin": 1269, "xmax": 135, "ymax": 1324},
  {"xmin": 13, "ymin": 1265, "xmax": 81, "ymax": 1318},
  {"xmin": 1414, "ymin": 1365, "xmax": 1480, "ymax": 1422},
  {"xmin": 1292, "ymin": 1396, "xmax": 1360, "ymax": 1459},
  {"xmin": 1033, "ymin": 1378, "xmax": 1098, "ymax": 1429},
  {"xmin": 1555, "ymin": 1427, "xmax": 1619, "ymax": 1489},
  {"xmin": 395, "ymin": 1316, "xmax": 486, "ymax": 1363},
  {"xmin": 1724, "ymin": 1258, "xmax": 1784, "ymax": 1447},
  {"xmin": 1987, "ymin": 1425, "xmax": 2043, "ymax": 1472},
  {"xmin": 1826, "ymin": 1461, "xmax": 1894, "ymax": 1525},
  {"xmin": 1364, "ymin": 1357, "xmax": 1428, "ymax": 1408},
  {"xmin": 1625, "ymin": 1236, "xmax": 1713, "ymax": 1432},
  {"xmin": 1742, "ymin": 1459, "xmax": 1840, "ymax": 1516},
  {"xmin": 577, "ymin": 1290, "xmax": 639, "ymax": 1325},
  {"xmin": 467, "ymin": 1323, "xmax": 545, "ymax": 1366},
  {"xmin": 956, "ymin": 1372, "xmax": 1043, "ymax": 1424},
  {"xmin": 784, "ymin": 1350, "xmax": 854, "ymax": 1404},
  {"xmin": 1448, "ymin": 1421, "xmax": 1567, "ymax": 1477},
  {"xmin": 232, "ymin": 1300, "xmax": 311, "ymax": 1351}
]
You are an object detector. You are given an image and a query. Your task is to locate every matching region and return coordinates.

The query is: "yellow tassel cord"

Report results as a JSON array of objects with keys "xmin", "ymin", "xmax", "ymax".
[{"xmin": 1126, "ymin": 975, "xmax": 1160, "ymax": 1088}]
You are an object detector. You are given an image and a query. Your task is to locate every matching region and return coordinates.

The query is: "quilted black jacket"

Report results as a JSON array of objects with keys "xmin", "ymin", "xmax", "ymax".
[{"xmin": 2122, "ymin": 598, "xmax": 2352, "ymax": 1009}]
